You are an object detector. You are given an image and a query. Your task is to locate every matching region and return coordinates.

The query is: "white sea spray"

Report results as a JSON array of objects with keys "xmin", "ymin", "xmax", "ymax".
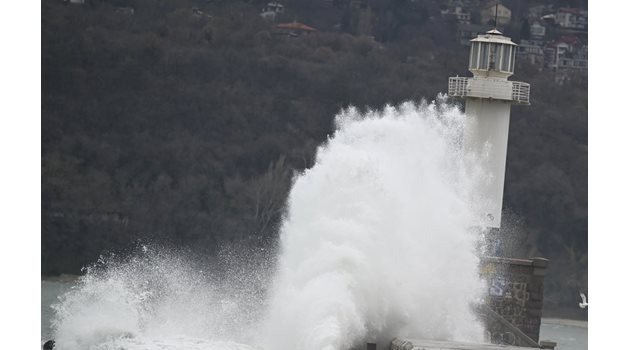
[{"xmin": 52, "ymin": 97, "xmax": 487, "ymax": 350}]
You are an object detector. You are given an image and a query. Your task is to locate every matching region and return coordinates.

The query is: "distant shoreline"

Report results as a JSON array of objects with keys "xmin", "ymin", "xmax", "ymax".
[
  {"xmin": 40, "ymin": 275, "xmax": 589, "ymax": 324},
  {"xmin": 41, "ymin": 274, "xmax": 80, "ymax": 282},
  {"xmin": 542, "ymin": 305, "xmax": 588, "ymax": 322},
  {"xmin": 41, "ymin": 276, "xmax": 589, "ymax": 324},
  {"xmin": 542, "ymin": 318, "xmax": 588, "ymax": 328}
]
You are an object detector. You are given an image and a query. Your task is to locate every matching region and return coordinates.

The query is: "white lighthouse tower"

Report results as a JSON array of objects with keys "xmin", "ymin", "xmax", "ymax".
[{"xmin": 448, "ymin": 28, "xmax": 530, "ymax": 228}]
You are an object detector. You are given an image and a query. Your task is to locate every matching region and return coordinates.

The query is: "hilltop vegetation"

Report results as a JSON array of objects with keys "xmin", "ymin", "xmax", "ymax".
[{"xmin": 42, "ymin": 0, "xmax": 587, "ymax": 314}]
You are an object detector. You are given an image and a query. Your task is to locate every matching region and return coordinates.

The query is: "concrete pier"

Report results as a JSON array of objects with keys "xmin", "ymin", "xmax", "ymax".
[{"xmin": 390, "ymin": 338, "xmax": 542, "ymax": 350}]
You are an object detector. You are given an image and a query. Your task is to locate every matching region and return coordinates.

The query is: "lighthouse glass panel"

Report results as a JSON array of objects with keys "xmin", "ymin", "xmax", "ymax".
[
  {"xmin": 479, "ymin": 43, "xmax": 489, "ymax": 70},
  {"xmin": 501, "ymin": 45, "xmax": 510, "ymax": 72},
  {"xmin": 509, "ymin": 46, "xmax": 515, "ymax": 72},
  {"xmin": 488, "ymin": 43, "xmax": 499, "ymax": 70},
  {"xmin": 470, "ymin": 42, "xmax": 479, "ymax": 69}
]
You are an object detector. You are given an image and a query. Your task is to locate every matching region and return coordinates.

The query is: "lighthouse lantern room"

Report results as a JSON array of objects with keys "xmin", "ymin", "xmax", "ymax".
[{"xmin": 469, "ymin": 29, "xmax": 516, "ymax": 77}]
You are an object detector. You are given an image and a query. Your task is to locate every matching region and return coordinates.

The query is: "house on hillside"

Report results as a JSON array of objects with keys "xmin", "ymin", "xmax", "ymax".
[
  {"xmin": 480, "ymin": 2, "xmax": 511, "ymax": 27},
  {"xmin": 528, "ymin": 5, "xmax": 545, "ymax": 19},
  {"xmin": 441, "ymin": 6, "xmax": 471, "ymax": 24},
  {"xmin": 274, "ymin": 21, "xmax": 317, "ymax": 37},
  {"xmin": 529, "ymin": 20, "xmax": 546, "ymax": 40},
  {"xmin": 528, "ymin": 4, "xmax": 555, "ymax": 19},
  {"xmin": 540, "ymin": 13, "xmax": 556, "ymax": 25},
  {"xmin": 556, "ymin": 7, "xmax": 587, "ymax": 31},
  {"xmin": 544, "ymin": 35, "xmax": 587, "ymax": 72},
  {"xmin": 518, "ymin": 39, "xmax": 545, "ymax": 67},
  {"xmin": 261, "ymin": 2, "xmax": 285, "ymax": 22}
]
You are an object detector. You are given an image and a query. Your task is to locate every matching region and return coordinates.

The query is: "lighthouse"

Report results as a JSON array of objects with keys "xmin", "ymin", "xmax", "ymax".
[{"xmin": 448, "ymin": 29, "xmax": 530, "ymax": 228}]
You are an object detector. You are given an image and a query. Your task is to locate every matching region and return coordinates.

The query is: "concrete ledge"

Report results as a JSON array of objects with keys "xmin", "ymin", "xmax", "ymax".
[
  {"xmin": 481, "ymin": 256, "xmax": 543, "ymax": 267},
  {"xmin": 539, "ymin": 340, "xmax": 557, "ymax": 349},
  {"xmin": 390, "ymin": 338, "xmax": 541, "ymax": 350}
]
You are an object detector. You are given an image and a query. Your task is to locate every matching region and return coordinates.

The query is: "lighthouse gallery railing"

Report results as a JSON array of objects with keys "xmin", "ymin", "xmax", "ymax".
[{"xmin": 448, "ymin": 77, "xmax": 530, "ymax": 104}]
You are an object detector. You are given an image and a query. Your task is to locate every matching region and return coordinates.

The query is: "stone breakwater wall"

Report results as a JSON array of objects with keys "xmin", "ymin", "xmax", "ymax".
[{"xmin": 480, "ymin": 256, "xmax": 549, "ymax": 344}]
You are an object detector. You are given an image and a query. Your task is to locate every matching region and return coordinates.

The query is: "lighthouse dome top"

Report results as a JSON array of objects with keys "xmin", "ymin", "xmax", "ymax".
[{"xmin": 470, "ymin": 29, "xmax": 516, "ymax": 46}]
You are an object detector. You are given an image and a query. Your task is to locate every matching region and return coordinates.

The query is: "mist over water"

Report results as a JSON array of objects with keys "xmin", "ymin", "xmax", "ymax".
[{"xmin": 51, "ymin": 97, "xmax": 487, "ymax": 350}]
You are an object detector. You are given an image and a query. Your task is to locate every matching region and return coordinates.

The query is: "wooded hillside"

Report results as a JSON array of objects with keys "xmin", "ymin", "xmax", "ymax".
[{"xmin": 42, "ymin": 0, "xmax": 587, "ymax": 315}]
